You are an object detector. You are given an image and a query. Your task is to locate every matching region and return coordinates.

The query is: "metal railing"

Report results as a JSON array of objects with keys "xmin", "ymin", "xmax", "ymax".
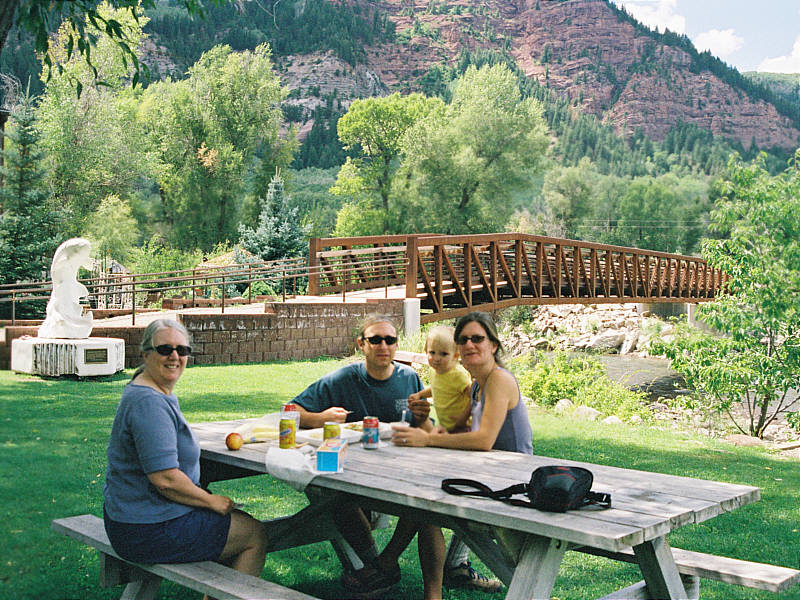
[{"xmin": 0, "ymin": 253, "xmax": 409, "ymax": 326}]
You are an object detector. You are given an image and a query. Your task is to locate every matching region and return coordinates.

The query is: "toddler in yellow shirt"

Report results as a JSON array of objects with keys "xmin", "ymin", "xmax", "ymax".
[{"xmin": 409, "ymin": 325, "xmax": 472, "ymax": 432}]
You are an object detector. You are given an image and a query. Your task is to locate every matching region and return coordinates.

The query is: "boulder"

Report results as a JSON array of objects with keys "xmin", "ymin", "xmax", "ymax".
[
  {"xmin": 585, "ymin": 330, "xmax": 626, "ymax": 351},
  {"xmin": 620, "ymin": 330, "xmax": 640, "ymax": 355},
  {"xmin": 602, "ymin": 415, "xmax": 623, "ymax": 425},
  {"xmin": 574, "ymin": 406, "xmax": 601, "ymax": 421},
  {"xmin": 554, "ymin": 398, "xmax": 574, "ymax": 414}
]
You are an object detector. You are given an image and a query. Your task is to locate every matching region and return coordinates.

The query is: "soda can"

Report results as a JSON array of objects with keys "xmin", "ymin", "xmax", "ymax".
[
  {"xmin": 323, "ymin": 422, "xmax": 341, "ymax": 440},
  {"xmin": 281, "ymin": 403, "xmax": 301, "ymax": 426},
  {"xmin": 362, "ymin": 416, "xmax": 380, "ymax": 449},
  {"xmin": 279, "ymin": 418, "xmax": 296, "ymax": 449}
]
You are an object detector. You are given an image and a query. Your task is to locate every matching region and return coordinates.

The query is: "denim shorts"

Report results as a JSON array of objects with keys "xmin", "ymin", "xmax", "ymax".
[{"xmin": 104, "ymin": 507, "xmax": 231, "ymax": 564}]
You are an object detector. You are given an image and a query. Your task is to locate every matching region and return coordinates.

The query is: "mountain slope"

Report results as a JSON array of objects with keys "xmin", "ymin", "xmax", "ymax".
[{"xmin": 356, "ymin": 0, "xmax": 799, "ymax": 150}]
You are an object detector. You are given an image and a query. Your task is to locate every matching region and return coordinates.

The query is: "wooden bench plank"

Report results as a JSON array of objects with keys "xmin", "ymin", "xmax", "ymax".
[
  {"xmin": 52, "ymin": 514, "xmax": 319, "ymax": 600},
  {"xmin": 578, "ymin": 544, "xmax": 800, "ymax": 593}
]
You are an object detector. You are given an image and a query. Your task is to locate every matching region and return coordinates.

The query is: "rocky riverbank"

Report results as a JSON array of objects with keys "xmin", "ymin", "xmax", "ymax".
[{"xmin": 503, "ymin": 303, "xmax": 674, "ymax": 358}]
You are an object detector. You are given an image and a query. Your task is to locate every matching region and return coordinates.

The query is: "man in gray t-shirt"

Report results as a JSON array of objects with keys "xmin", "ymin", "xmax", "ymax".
[
  {"xmin": 293, "ymin": 317, "xmax": 423, "ymax": 427},
  {"xmin": 292, "ymin": 315, "xmax": 427, "ymax": 587}
]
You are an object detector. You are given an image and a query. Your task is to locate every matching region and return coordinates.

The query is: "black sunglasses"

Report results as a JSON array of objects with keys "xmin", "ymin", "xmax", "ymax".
[
  {"xmin": 151, "ymin": 344, "xmax": 192, "ymax": 357},
  {"xmin": 362, "ymin": 335, "xmax": 398, "ymax": 346},
  {"xmin": 456, "ymin": 334, "xmax": 486, "ymax": 345}
]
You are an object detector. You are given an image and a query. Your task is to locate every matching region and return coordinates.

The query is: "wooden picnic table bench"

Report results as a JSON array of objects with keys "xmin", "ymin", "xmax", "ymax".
[{"xmin": 51, "ymin": 514, "xmax": 320, "ymax": 600}]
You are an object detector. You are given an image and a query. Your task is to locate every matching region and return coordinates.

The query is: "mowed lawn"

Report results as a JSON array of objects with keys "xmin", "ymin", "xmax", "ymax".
[{"xmin": 1, "ymin": 359, "xmax": 799, "ymax": 600}]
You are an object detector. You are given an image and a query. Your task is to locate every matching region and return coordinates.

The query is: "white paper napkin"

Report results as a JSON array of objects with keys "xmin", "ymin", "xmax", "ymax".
[{"xmin": 264, "ymin": 446, "xmax": 318, "ymax": 491}]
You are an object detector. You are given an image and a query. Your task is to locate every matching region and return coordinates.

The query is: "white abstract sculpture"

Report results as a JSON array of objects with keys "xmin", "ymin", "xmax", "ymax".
[{"xmin": 38, "ymin": 238, "xmax": 94, "ymax": 339}]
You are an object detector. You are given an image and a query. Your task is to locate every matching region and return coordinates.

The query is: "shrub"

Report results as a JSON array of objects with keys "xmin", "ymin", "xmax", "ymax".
[
  {"xmin": 515, "ymin": 351, "xmax": 650, "ymax": 420},
  {"xmin": 785, "ymin": 411, "xmax": 800, "ymax": 434}
]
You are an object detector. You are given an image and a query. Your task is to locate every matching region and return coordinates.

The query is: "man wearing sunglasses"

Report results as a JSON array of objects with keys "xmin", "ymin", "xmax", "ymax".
[
  {"xmin": 291, "ymin": 314, "xmax": 426, "ymax": 428},
  {"xmin": 290, "ymin": 314, "xmax": 429, "ymax": 596}
]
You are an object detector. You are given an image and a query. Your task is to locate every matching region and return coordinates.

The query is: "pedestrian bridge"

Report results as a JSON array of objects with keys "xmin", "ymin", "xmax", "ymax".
[{"xmin": 308, "ymin": 233, "xmax": 725, "ymax": 324}]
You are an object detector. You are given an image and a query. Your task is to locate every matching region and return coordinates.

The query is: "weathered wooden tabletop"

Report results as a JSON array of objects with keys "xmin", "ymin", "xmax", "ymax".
[{"xmin": 192, "ymin": 419, "xmax": 760, "ymax": 600}]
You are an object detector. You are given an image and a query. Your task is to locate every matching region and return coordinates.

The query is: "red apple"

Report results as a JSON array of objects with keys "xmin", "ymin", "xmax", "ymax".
[{"xmin": 225, "ymin": 432, "xmax": 243, "ymax": 451}]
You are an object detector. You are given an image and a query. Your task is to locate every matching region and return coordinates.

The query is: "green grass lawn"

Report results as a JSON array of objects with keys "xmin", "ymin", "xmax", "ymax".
[{"xmin": 1, "ymin": 360, "xmax": 799, "ymax": 599}]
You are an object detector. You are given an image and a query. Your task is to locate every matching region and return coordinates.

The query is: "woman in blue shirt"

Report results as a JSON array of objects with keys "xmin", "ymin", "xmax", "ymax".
[{"xmin": 103, "ymin": 319, "xmax": 267, "ymax": 585}]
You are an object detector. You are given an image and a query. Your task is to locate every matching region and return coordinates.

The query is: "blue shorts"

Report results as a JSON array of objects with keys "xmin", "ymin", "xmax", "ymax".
[{"xmin": 104, "ymin": 507, "xmax": 231, "ymax": 564}]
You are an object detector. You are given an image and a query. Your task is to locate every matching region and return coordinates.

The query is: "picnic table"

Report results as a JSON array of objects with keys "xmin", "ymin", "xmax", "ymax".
[{"xmin": 192, "ymin": 418, "xmax": 778, "ymax": 600}]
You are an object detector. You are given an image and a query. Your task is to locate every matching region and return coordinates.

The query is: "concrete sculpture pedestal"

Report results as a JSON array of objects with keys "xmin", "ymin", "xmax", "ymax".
[
  {"xmin": 11, "ymin": 337, "xmax": 125, "ymax": 377},
  {"xmin": 10, "ymin": 238, "xmax": 125, "ymax": 377}
]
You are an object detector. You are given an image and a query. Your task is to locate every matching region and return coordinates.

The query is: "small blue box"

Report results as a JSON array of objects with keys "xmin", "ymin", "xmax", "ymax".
[{"xmin": 316, "ymin": 439, "xmax": 348, "ymax": 472}]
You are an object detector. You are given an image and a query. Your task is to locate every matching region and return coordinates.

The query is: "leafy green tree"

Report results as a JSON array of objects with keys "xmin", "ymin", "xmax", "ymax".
[
  {"xmin": 400, "ymin": 64, "xmax": 549, "ymax": 233},
  {"xmin": 1, "ymin": 1, "xmax": 220, "ymax": 91},
  {"xmin": 287, "ymin": 167, "xmax": 342, "ymax": 238},
  {"xmin": 653, "ymin": 153, "xmax": 800, "ymax": 437},
  {"xmin": 332, "ymin": 92, "xmax": 443, "ymax": 233},
  {"xmin": 35, "ymin": 3, "xmax": 153, "ymax": 234},
  {"xmin": 139, "ymin": 43, "xmax": 292, "ymax": 251},
  {"xmin": 0, "ymin": 90, "xmax": 61, "ymax": 292},
  {"xmin": 84, "ymin": 194, "xmax": 137, "ymax": 269},
  {"xmin": 541, "ymin": 158, "xmax": 597, "ymax": 236},
  {"xmin": 239, "ymin": 172, "xmax": 308, "ymax": 261}
]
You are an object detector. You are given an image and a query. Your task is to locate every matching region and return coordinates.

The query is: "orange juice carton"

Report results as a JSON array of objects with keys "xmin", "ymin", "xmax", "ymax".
[{"xmin": 316, "ymin": 438, "xmax": 348, "ymax": 473}]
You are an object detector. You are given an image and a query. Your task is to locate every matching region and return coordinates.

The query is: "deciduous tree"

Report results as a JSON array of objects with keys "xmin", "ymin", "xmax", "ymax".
[
  {"xmin": 35, "ymin": 3, "xmax": 152, "ymax": 234},
  {"xmin": 331, "ymin": 92, "xmax": 443, "ymax": 233},
  {"xmin": 400, "ymin": 64, "xmax": 549, "ymax": 233},
  {"xmin": 653, "ymin": 153, "xmax": 800, "ymax": 437},
  {"xmin": 1, "ymin": 0, "xmax": 220, "ymax": 91},
  {"xmin": 139, "ymin": 43, "xmax": 292, "ymax": 251}
]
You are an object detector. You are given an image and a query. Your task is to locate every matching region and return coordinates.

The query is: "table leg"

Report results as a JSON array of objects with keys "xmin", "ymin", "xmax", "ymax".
[
  {"xmin": 449, "ymin": 522, "xmax": 515, "ymax": 585},
  {"xmin": 633, "ymin": 537, "xmax": 690, "ymax": 599},
  {"xmin": 505, "ymin": 535, "xmax": 567, "ymax": 600}
]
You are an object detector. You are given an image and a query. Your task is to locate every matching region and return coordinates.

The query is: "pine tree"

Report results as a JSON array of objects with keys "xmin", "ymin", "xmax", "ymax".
[
  {"xmin": 238, "ymin": 172, "xmax": 308, "ymax": 262},
  {"xmin": 0, "ymin": 91, "xmax": 61, "ymax": 288}
]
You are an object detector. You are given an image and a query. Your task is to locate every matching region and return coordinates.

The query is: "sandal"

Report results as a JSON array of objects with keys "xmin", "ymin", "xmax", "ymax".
[
  {"xmin": 444, "ymin": 560, "xmax": 502, "ymax": 592},
  {"xmin": 341, "ymin": 562, "xmax": 401, "ymax": 599}
]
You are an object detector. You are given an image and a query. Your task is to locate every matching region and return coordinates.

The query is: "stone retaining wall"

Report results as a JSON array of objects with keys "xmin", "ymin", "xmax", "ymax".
[
  {"xmin": 1, "ymin": 299, "xmax": 405, "ymax": 370},
  {"xmin": 183, "ymin": 299, "xmax": 404, "ymax": 366}
]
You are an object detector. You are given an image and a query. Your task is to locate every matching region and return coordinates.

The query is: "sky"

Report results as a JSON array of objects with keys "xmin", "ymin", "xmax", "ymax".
[{"xmin": 611, "ymin": 0, "xmax": 800, "ymax": 73}]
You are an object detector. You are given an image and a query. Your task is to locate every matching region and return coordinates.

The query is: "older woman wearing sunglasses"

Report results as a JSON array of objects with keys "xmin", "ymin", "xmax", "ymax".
[{"xmin": 103, "ymin": 319, "xmax": 267, "ymax": 596}]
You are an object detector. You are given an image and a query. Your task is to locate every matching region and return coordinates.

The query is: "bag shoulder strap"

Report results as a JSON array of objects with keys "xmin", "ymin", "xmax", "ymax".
[{"xmin": 441, "ymin": 478, "xmax": 532, "ymax": 505}]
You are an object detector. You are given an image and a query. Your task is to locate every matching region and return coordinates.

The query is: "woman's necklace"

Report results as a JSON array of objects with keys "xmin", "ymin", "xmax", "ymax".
[{"xmin": 475, "ymin": 364, "xmax": 499, "ymax": 390}]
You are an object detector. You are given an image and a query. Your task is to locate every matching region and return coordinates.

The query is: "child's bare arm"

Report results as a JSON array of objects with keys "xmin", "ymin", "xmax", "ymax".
[
  {"xmin": 409, "ymin": 387, "xmax": 432, "ymax": 403},
  {"xmin": 452, "ymin": 387, "xmax": 473, "ymax": 429}
]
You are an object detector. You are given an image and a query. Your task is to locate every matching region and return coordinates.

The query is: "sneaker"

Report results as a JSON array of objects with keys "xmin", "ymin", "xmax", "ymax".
[
  {"xmin": 341, "ymin": 562, "xmax": 401, "ymax": 599},
  {"xmin": 444, "ymin": 561, "xmax": 502, "ymax": 593}
]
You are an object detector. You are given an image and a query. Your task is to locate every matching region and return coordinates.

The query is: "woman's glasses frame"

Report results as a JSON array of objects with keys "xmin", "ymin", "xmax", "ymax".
[
  {"xmin": 150, "ymin": 344, "xmax": 192, "ymax": 357},
  {"xmin": 456, "ymin": 334, "xmax": 486, "ymax": 346}
]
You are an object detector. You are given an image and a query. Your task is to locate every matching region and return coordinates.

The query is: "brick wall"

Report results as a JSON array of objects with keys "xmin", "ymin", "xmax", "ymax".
[
  {"xmin": 182, "ymin": 299, "xmax": 404, "ymax": 366},
  {"xmin": 1, "ymin": 299, "xmax": 405, "ymax": 370}
]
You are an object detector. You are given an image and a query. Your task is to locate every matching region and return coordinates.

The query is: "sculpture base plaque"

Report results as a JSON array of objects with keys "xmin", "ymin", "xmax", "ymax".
[{"xmin": 11, "ymin": 337, "xmax": 125, "ymax": 377}]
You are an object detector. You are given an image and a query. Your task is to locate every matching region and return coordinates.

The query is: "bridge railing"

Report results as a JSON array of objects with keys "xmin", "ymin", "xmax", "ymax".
[{"xmin": 308, "ymin": 233, "xmax": 726, "ymax": 323}]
